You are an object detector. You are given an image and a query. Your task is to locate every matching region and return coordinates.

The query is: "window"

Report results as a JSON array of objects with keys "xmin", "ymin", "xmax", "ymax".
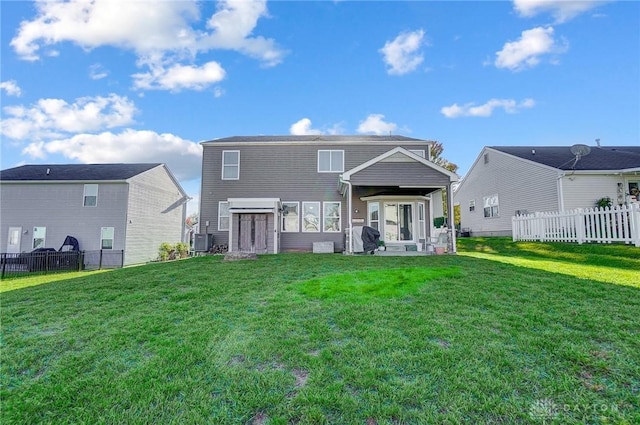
[
  {"xmin": 282, "ymin": 202, "xmax": 299, "ymax": 232},
  {"xmin": 484, "ymin": 153, "xmax": 489, "ymax": 164},
  {"xmin": 83, "ymin": 184, "xmax": 98, "ymax": 207},
  {"xmin": 218, "ymin": 201, "xmax": 230, "ymax": 230},
  {"xmin": 32, "ymin": 227, "xmax": 46, "ymax": 249},
  {"xmin": 483, "ymin": 195, "xmax": 499, "ymax": 218},
  {"xmin": 469, "ymin": 200, "xmax": 475, "ymax": 212},
  {"xmin": 101, "ymin": 227, "xmax": 114, "ymax": 249},
  {"xmin": 384, "ymin": 203, "xmax": 413, "ymax": 242},
  {"xmin": 302, "ymin": 202, "xmax": 320, "ymax": 232},
  {"xmin": 409, "ymin": 149, "xmax": 425, "ymax": 158},
  {"xmin": 318, "ymin": 150, "xmax": 344, "ymax": 173},
  {"xmin": 368, "ymin": 202, "xmax": 380, "ymax": 230},
  {"xmin": 418, "ymin": 202, "xmax": 426, "ymax": 239},
  {"xmin": 222, "ymin": 151, "xmax": 240, "ymax": 180},
  {"xmin": 323, "ymin": 202, "xmax": 341, "ymax": 232}
]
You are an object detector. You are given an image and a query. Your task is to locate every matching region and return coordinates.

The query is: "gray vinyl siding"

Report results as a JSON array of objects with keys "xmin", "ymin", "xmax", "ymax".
[
  {"xmin": 350, "ymin": 162, "xmax": 450, "ymax": 187},
  {"xmin": 201, "ymin": 142, "xmax": 434, "ymax": 252},
  {"xmin": 0, "ymin": 182, "xmax": 128, "ymax": 253},
  {"xmin": 454, "ymin": 148, "xmax": 560, "ymax": 236},
  {"xmin": 125, "ymin": 166, "xmax": 186, "ymax": 265}
]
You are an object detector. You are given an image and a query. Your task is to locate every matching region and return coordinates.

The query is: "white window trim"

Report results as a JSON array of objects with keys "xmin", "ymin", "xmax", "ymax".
[
  {"xmin": 218, "ymin": 201, "xmax": 230, "ymax": 231},
  {"xmin": 317, "ymin": 150, "xmax": 344, "ymax": 173},
  {"xmin": 469, "ymin": 199, "xmax": 476, "ymax": 212},
  {"xmin": 32, "ymin": 226, "xmax": 46, "ymax": 249},
  {"xmin": 101, "ymin": 227, "xmax": 114, "ymax": 250},
  {"xmin": 383, "ymin": 202, "xmax": 415, "ymax": 242},
  {"xmin": 83, "ymin": 184, "xmax": 98, "ymax": 207},
  {"xmin": 323, "ymin": 201, "xmax": 342, "ymax": 233},
  {"xmin": 282, "ymin": 201, "xmax": 300, "ymax": 233},
  {"xmin": 483, "ymin": 194, "xmax": 499, "ymax": 218},
  {"xmin": 222, "ymin": 150, "xmax": 240, "ymax": 180},
  {"xmin": 418, "ymin": 202, "xmax": 426, "ymax": 240},
  {"xmin": 368, "ymin": 202, "xmax": 380, "ymax": 230},
  {"xmin": 302, "ymin": 201, "xmax": 321, "ymax": 233}
]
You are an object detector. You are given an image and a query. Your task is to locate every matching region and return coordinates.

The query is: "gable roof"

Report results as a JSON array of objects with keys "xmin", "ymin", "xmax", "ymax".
[
  {"xmin": 341, "ymin": 147, "xmax": 458, "ymax": 182},
  {"xmin": 0, "ymin": 163, "xmax": 163, "ymax": 181},
  {"xmin": 489, "ymin": 146, "xmax": 640, "ymax": 171},
  {"xmin": 203, "ymin": 135, "xmax": 430, "ymax": 145}
]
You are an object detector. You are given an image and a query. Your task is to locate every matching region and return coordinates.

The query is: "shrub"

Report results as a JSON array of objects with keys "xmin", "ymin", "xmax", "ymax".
[
  {"xmin": 158, "ymin": 242, "xmax": 173, "ymax": 261},
  {"xmin": 175, "ymin": 242, "xmax": 189, "ymax": 258}
]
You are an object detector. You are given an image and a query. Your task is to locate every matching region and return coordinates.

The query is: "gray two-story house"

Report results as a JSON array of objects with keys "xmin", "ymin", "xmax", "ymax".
[
  {"xmin": 199, "ymin": 135, "xmax": 458, "ymax": 254},
  {"xmin": 0, "ymin": 163, "xmax": 189, "ymax": 266}
]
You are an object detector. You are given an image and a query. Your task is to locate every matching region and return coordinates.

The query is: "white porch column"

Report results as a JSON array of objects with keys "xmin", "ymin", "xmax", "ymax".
[{"xmin": 447, "ymin": 183, "xmax": 456, "ymax": 253}]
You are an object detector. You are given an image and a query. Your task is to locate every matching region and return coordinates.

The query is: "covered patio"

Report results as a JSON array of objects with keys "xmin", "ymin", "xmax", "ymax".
[{"xmin": 338, "ymin": 147, "xmax": 458, "ymax": 255}]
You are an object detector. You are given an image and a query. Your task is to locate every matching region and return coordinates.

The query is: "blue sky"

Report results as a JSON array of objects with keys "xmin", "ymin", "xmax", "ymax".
[{"xmin": 1, "ymin": 0, "xmax": 639, "ymax": 215}]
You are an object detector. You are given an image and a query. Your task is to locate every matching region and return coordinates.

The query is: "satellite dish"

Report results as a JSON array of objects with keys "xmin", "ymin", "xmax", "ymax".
[{"xmin": 570, "ymin": 144, "xmax": 591, "ymax": 157}]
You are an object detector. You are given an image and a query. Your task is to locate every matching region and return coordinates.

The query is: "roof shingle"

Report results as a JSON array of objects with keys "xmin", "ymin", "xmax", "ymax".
[
  {"xmin": 489, "ymin": 146, "xmax": 640, "ymax": 171},
  {"xmin": 0, "ymin": 163, "xmax": 162, "ymax": 181}
]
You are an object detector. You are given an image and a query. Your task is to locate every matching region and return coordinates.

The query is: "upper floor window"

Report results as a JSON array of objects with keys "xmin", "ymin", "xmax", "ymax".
[
  {"xmin": 318, "ymin": 150, "xmax": 344, "ymax": 173},
  {"xmin": 84, "ymin": 184, "xmax": 98, "ymax": 207},
  {"xmin": 469, "ymin": 200, "xmax": 476, "ymax": 212},
  {"xmin": 483, "ymin": 194, "xmax": 499, "ymax": 218},
  {"xmin": 222, "ymin": 151, "xmax": 240, "ymax": 180}
]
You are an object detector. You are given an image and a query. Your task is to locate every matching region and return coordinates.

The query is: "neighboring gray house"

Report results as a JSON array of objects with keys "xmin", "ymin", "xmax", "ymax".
[
  {"xmin": 199, "ymin": 135, "xmax": 458, "ymax": 254},
  {"xmin": 454, "ymin": 145, "xmax": 640, "ymax": 236},
  {"xmin": 0, "ymin": 163, "xmax": 189, "ymax": 265}
]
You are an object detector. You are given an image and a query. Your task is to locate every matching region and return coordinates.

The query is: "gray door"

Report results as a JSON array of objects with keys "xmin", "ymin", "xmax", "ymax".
[
  {"xmin": 7, "ymin": 227, "xmax": 22, "ymax": 254},
  {"xmin": 239, "ymin": 214, "xmax": 268, "ymax": 253}
]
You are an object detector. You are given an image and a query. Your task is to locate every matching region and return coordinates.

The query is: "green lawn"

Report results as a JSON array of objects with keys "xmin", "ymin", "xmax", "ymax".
[{"xmin": 2, "ymin": 239, "xmax": 639, "ymax": 424}]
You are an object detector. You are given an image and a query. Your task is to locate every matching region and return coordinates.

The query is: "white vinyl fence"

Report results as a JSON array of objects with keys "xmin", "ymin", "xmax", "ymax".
[{"xmin": 512, "ymin": 204, "xmax": 640, "ymax": 246}]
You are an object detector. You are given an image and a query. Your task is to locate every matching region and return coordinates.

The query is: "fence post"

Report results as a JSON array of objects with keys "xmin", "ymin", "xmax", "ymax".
[
  {"xmin": 99, "ymin": 249, "xmax": 103, "ymax": 270},
  {"xmin": 1, "ymin": 253, "xmax": 6, "ymax": 279},
  {"xmin": 576, "ymin": 209, "xmax": 584, "ymax": 244},
  {"xmin": 631, "ymin": 204, "xmax": 640, "ymax": 247},
  {"xmin": 120, "ymin": 250, "xmax": 124, "ymax": 268}
]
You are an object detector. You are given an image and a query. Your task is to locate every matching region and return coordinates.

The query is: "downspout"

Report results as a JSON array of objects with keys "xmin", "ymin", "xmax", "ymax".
[
  {"xmin": 339, "ymin": 175, "xmax": 353, "ymax": 254},
  {"xmin": 557, "ymin": 172, "xmax": 565, "ymax": 211}
]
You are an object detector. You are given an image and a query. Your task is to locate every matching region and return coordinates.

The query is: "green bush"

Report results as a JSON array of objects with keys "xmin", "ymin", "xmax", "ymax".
[
  {"xmin": 158, "ymin": 242, "xmax": 173, "ymax": 261},
  {"xmin": 175, "ymin": 242, "xmax": 189, "ymax": 258}
]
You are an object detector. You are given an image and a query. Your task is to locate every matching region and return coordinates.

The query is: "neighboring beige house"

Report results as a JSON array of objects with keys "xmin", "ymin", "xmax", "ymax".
[
  {"xmin": 454, "ymin": 145, "xmax": 640, "ymax": 236},
  {"xmin": 1, "ymin": 163, "xmax": 189, "ymax": 265}
]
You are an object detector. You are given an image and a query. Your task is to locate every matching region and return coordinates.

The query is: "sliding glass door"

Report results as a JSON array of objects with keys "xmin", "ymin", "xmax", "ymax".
[{"xmin": 384, "ymin": 203, "xmax": 413, "ymax": 242}]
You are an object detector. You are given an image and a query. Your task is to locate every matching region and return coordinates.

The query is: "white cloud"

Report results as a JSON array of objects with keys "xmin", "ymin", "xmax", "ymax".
[
  {"xmin": 10, "ymin": 0, "xmax": 285, "ymax": 91},
  {"xmin": 1, "ymin": 94, "xmax": 137, "ymax": 140},
  {"xmin": 0, "ymin": 80, "xmax": 22, "ymax": 97},
  {"xmin": 379, "ymin": 29, "xmax": 425, "ymax": 75},
  {"xmin": 132, "ymin": 61, "xmax": 226, "ymax": 92},
  {"xmin": 290, "ymin": 118, "xmax": 323, "ymax": 135},
  {"xmin": 21, "ymin": 129, "xmax": 202, "ymax": 181},
  {"xmin": 202, "ymin": 0, "xmax": 285, "ymax": 67},
  {"xmin": 494, "ymin": 26, "xmax": 567, "ymax": 71},
  {"xmin": 513, "ymin": 0, "xmax": 607, "ymax": 23},
  {"xmin": 440, "ymin": 98, "xmax": 536, "ymax": 118},
  {"xmin": 357, "ymin": 114, "xmax": 398, "ymax": 135},
  {"xmin": 89, "ymin": 64, "xmax": 108, "ymax": 80},
  {"xmin": 213, "ymin": 87, "xmax": 225, "ymax": 98}
]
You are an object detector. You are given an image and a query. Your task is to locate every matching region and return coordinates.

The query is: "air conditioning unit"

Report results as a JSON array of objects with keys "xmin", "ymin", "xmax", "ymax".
[{"xmin": 193, "ymin": 233, "xmax": 213, "ymax": 252}]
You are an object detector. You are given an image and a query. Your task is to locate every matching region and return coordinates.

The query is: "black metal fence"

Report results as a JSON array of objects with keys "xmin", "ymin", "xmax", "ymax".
[{"xmin": 0, "ymin": 250, "xmax": 124, "ymax": 278}]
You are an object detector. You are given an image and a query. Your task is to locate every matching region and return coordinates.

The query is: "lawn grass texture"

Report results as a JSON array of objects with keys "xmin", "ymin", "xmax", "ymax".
[{"xmin": 2, "ymin": 239, "xmax": 639, "ymax": 424}]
